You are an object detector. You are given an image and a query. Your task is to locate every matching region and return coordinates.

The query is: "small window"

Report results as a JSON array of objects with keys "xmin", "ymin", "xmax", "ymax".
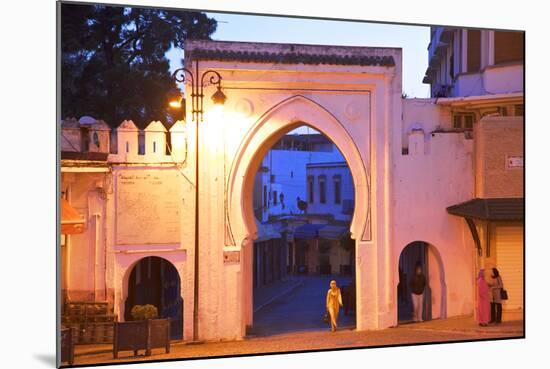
[
  {"xmin": 153, "ymin": 141, "xmax": 157, "ymax": 153},
  {"xmin": 453, "ymin": 115, "xmax": 463, "ymax": 129},
  {"xmin": 464, "ymin": 115, "xmax": 474, "ymax": 130},
  {"xmin": 93, "ymin": 132, "xmax": 100, "ymax": 149},
  {"xmin": 319, "ymin": 176, "xmax": 326, "ymax": 204},
  {"xmin": 125, "ymin": 141, "xmax": 129, "ymax": 153},
  {"xmin": 514, "ymin": 104, "xmax": 524, "ymax": 117},
  {"xmin": 453, "ymin": 113, "xmax": 476, "ymax": 130},
  {"xmin": 333, "ymin": 175, "xmax": 342, "ymax": 204},
  {"xmin": 80, "ymin": 127, "xmax": 90, "ymax": 152},
  {"xmin": 263, "ymin": 185, "xmax": 267, "ymax": 208},
  {"xmin": 270, "ymin": 174, "xmax": 275, "ymax": 183},
  {"xmin": 308, "ymin": 176, "xmax": 314, "ymax": 203},
  {"xmin": 273, "ymin": 191, "xmax": 278, "ymax": 205}
]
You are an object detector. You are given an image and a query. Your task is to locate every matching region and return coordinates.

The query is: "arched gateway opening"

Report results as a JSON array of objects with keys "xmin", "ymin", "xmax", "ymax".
[
  {"xmin": 125, "ymin": 256, "xmax": 183, "ymax": 339},
  {"xmin": 227, "ymin": 95, "xmax": 370, "ymax": 336},
  {"xmin": 397, "ymin": 241, "xmax": 446, "ymax": 323},
  {"xmin": 250, "ymin": 125, "xmax": 356, "ymax": 335}
]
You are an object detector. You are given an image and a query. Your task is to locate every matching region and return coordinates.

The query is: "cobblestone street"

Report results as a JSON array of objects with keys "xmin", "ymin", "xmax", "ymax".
[{"xmin": 72, "ymin": 316, "xmax": 523, "ymax": 366}]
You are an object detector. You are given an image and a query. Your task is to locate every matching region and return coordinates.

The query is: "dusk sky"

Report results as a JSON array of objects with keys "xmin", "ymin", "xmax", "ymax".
[{"xmin": 166, "ymin": 11, "xmax": 431, "ymax": 98}]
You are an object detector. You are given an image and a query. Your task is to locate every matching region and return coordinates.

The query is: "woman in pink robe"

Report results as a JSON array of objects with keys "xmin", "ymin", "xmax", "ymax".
[{"xmin": 477, "ymin": 269, "xmax": 490, "ymax": 326}]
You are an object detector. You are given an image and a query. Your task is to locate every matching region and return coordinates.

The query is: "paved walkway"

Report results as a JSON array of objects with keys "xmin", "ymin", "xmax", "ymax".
[
  {"xmin": 68, "ymin": 277, "xmax": 524, "ymax": 366},
  {"xmin": 253, "ymin": 276, "xmax": 304, "ymax": 313},
  {"xmin": 71, "ymin": 316, "xmax": 523, "ymax": 366},
  {"xmin": 251, "ymin": 275, "xmax": 354, "ymax": 336}
]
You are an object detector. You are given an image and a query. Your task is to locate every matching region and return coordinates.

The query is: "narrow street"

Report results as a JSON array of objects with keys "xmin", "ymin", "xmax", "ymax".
[{"xmin": 251, "ymin": 275, "xmax": 355, "ymax": 336}]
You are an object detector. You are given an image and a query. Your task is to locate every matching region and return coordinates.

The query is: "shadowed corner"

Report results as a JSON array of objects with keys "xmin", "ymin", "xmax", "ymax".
[{"xmin": 33, "ymin": 353, "xmax": 57, "ymax": 367}]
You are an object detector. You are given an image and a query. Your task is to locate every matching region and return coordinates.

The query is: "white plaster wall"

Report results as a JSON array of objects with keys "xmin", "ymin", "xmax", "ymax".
[
  {"xmin": 193, "ymin": 40, "xmax": 404, "ymax": 335},
  {"xmin": 454, "ymin": 73, "xmax": 485, "ymax": 97},
  {"xmin": 107, "ymin": 165, "xmax": 192, "ymax": 339},
  {"xmin": 453, "ymin": 65, "xmax": 523, "ymax": 98},
  {"xmin": 394, "ymin": 99, "xmax": 476, "ymax": 324},
  {"xmin": 483, "ymin": 64, "xmax": 523, "ymax": 95}
]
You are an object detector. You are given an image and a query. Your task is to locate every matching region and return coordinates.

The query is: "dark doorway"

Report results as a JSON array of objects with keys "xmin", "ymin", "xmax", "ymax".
[{"xmin": 125, "ymin": 256, "xmax": 183, "ymax": 340}]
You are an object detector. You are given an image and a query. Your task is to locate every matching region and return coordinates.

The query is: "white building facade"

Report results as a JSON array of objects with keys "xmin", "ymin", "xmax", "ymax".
[{"xmin": 60, "ymin": 37, "xmax": 523, "ymax": 343}]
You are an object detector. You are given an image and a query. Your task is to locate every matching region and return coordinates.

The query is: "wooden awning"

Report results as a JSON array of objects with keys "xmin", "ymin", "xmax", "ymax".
[
  {"xmin": 446, "ymin": 198, "xmax": 524, "ymax": 256},
  {"xmin": 61, "ymin": 198, "xmax": 85, "ymax": 234},
  {"xmin": 446, "ymin": 198, "xmax": 524, "ymax": 221}
]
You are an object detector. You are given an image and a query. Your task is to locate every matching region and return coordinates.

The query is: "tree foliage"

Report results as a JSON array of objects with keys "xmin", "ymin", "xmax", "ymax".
[{"xmin": 61, "ymin": 3, "xmax": 217, "ymax": 128}]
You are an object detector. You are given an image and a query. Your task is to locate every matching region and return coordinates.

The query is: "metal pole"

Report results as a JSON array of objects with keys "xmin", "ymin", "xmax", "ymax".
[{"xmin": 193, "ymin": 59, "xmax": 200, "ymax": 342}]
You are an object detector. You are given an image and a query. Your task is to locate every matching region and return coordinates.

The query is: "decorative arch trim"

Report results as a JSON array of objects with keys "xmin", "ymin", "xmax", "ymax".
[{"xmin": 226, "ymin": 94, "xmax": 371, "ymax": 247}]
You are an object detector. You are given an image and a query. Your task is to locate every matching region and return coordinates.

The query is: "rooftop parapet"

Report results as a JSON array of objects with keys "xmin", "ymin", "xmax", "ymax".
[{"xmin": 60, "ymin": 118, "xmax": 188, "ymax": 165}]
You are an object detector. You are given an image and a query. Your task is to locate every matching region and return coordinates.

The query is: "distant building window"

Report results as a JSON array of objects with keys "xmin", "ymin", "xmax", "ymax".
[
  {"xmin": 319, "ymin": 175, "xmax": 326, "ymax": 204},
  {"xmin": 270, "ymin": 174, "xmax": 275, "ymax": 183},
  {"xmin": 290, "ymin": 171, "xmax": 294, "ymax": 178},
  {"xmin": 308, "ymin": 176, "xmax": 314, "ymax": 203},
  {"xmin": 514, "ymin": 104, "xmax": 524, "ymax": 117},
  {"xmin": 81, "ymin": 127, "xmax": 90, "ymax": 152},
  {"xmin": 333, "ymin": 175, "xmax": 342, "ymax": 204},
  {"xmin": 464, "ymin": 115, "xmax": 474, "ymax": 130},
  {"xmin": 93, "ymin": 132, "xmax": 100, "ymax": 149},
  {"xmin": 453, "ymin": 113, "xmax": 475, "ymax": 130},
  {"xmin": 263, "ymin": 185, "xmax": 267, "ymax": 208},
  {"xmin": 273, "ymin": 190, "xmax": 278, "ymax": 205},
  {"xmin": 494, "ymin": 31, "xmax": 524, "ymax": 65},
  {"xmin": 453, "ymin": 115, "xmax": 461, "ymax": 129},
  {"xmin": 467, "ymin": 29, "xmax": 481, "ymax": 73}
]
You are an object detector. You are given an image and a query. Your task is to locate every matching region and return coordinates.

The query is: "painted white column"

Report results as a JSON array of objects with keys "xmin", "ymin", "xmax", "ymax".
[{"xmin": 356, "ymin": 241, "xmax": 379, "ymax": 330}]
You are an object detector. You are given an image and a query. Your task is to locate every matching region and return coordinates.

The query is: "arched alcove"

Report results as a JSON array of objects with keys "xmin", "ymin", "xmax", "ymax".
[
  {"xmin": 397, "ymin": 241, "xmax": 447, "ymax": 323},
  {"xmin": 124, "ymin": 256, "xmax": 184, "ymax": 339}
]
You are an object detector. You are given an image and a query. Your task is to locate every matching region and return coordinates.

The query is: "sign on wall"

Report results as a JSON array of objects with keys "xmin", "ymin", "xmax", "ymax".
[
  {"xmin": 506, "ymin": 155, "xmax": 524, "ymax": 170},
  {"xmin": 116, "ymin": 170, "xmax": 183, "ymax": 245}
]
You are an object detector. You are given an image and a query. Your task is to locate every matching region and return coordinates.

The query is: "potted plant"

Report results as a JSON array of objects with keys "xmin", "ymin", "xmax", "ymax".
[{"xmin": 113, "ymin": 304, "xmax": 171, "ymax": 358}]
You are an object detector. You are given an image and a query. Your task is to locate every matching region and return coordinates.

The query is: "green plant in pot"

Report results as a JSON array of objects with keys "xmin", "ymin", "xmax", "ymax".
[
  {"xmin": 114, "ymin": 304, "xmax": 170, "ymax": 358},
  {"xmin": 130, "ymin": 304, "xmax": 158, "ymax": 321}
]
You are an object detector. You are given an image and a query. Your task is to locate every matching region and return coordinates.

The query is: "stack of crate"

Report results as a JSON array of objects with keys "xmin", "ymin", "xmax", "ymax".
[{"xmin": 62, "ymin": 301, "xmax": 117, "ymax": 344}]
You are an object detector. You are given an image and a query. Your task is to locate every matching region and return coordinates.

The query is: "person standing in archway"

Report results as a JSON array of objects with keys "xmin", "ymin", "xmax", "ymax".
[
  {"xmin": 326, "ymin": 280, "xmax": 343, "ymax": 332},
  {"xmin": 409, "ymin": 262, "xmax": 426, "ymax": 322},
  {"xmin": 477, "ymin": 269, "xmax": 490, "ymax": 326}
]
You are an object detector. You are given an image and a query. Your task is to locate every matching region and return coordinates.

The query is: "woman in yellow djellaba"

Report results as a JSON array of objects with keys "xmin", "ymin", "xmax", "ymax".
[{"xmin": 326, "ymin": 280, "xmax": 343, "ymax": 332}]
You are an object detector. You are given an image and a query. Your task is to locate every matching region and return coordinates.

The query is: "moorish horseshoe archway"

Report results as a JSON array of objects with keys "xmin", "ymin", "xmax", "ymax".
[
  {"xmin": 226, "ymin": 95, "xmax": 371, "ymax": 331},
  {"xmin": 227, "ymin": 95, "xmax": 370, "ymax": 246}
]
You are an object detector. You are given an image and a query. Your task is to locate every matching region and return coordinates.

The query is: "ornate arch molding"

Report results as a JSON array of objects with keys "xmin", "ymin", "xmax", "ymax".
[{"xmin": 226, "ymin": 94, "xmax": 370, "ymax": 247}]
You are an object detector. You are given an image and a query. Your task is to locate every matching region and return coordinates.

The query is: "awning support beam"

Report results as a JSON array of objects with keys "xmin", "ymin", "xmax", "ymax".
[{"xmin": 464, "ymin": 217, "xmax": 482, "ymax": 256}]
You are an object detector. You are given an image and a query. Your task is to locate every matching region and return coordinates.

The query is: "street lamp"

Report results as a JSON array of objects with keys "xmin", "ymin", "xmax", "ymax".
[{"xmin": 170, "ymin": 61, "xmax": 226, "ymax": 342}]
